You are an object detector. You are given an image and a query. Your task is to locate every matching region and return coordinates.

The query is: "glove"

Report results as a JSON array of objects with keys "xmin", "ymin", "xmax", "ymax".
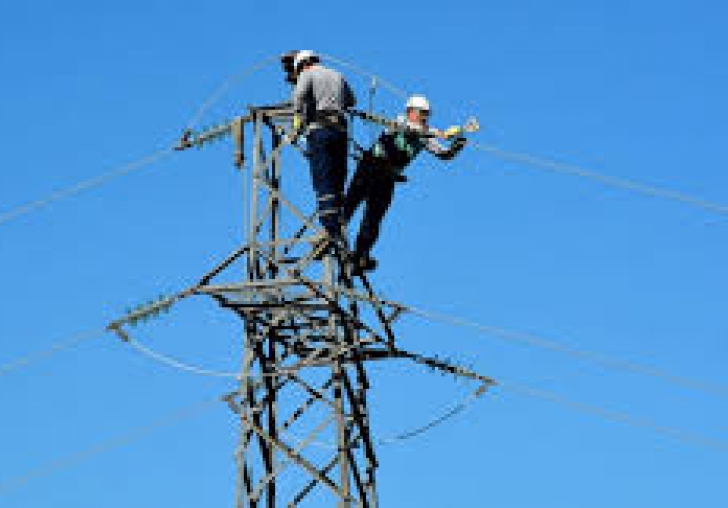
[
  {"xmin": 292, "ymin": 113, "xmax": 303, "ymax": 132},
  {"xmin": 443, "ymin": 125, "xmax": 463, "ymax": 139},
  {"xmin": 288, "ymin": 113, "xmax": 304, "ymax": 144}
]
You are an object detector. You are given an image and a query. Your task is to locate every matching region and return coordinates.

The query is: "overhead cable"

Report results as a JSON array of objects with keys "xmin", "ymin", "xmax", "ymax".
[
  {"xmin": 0, "ymin": 55, "xmax": 281, "ymax": 230},
  {"xmin": 405, "ymin": 305, "xmax": 728, "ymax": 398},
  {"xmin": 0, "ymin": 328, "xmax": 105, "ymax": 380},
  {"xmin": 501, "ymin": 381, "xmax": 728, "ymax": 453},
  {"xmin": 472, "ymin": 142, "xmax": 728, "ymax": 216},
  {"xmin": 0, "ymin": 148, "xmax": 173, "ymax": 228},
  {"xmin": 0, "ymin": 396, "xmax": 221, "ymax": 496}
]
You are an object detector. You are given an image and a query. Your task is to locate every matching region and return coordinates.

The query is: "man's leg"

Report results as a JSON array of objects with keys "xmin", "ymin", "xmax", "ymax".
[
  {"xmin": 330, "ymin": 129, "xmax": 349, "ymax": 237},
  {"xmin": 343, "ymin": 157, "xmax": 373, "ymax": 224},
  {"xmin": 306, "ymin": 128, "xmax": 341, "ymax": 238},
  {"xmin": 353, "ymin": 174, "xmax": 396, "ymax": 266}
]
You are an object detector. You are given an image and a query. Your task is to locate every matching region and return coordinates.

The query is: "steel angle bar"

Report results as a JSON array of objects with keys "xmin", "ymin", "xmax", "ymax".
[
  {"xmin": 291, "ymin": 273, "xmax": 389, "ymax": 349},
  {"xmin": 250, "ymin": 414, "xmax": 337, "ymax": 503},
  {"xmin": 239, "ymin": 410, "xmax": 352, "ymax": 502}
]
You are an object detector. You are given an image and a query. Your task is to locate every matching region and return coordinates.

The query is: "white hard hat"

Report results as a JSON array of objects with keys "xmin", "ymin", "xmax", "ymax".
[
  {"xmin": 294, "ymin": 50, "xmax": 319, "ymax": 72},
  {"xmin": 406, "ymin": 95, "xmax": 431, "ymax": 112}
]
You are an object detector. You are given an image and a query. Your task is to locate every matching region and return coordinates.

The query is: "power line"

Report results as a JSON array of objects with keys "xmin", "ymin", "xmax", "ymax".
[
  {"xmin": 0, "ymin": 396, "xmax": 221, "ymax": 497},
  {"xmin": 0, "ymin": 148, "xmax": 173, "ymax": 228},
  {"xmin": 122, "ymin": 334, "xmax": 242, "ymax": 379},
  {"xmin": 501, "ymin": 381, "xmax": 728, "ymax": 453},
  {"xmin": 0, "ymin": 55, "xmax": 281, "ymax": 231},
  {"xmin": 472, "ymin": 142, "xmax": 728, "ymax": 217},
  {"xmin": 377, "ymin": 383, "xmax": 489, "ymax": 444},
  {"xmin": 283, "ymin": 383, "xmax": 489, "ymax": 452},
  {"xmin": 120, "ymin": 331, "xmax": 382, "ymax": 382},
  {"xmin": 183, "ymin": 54, "xmax": 281, "ymax": 132},
  {"xmin": 403, "ymin": 305, "xmax": 728, "ymax": 398},
  {"xmin": 320, "ymin": 53, "xmax": 409, "ymax": 100},
  {"xmin": 0, "ymin": 328, "xmax": 105, "ymax": 379},
  {"xmin": 0, "ymin": 325, "xmax": 239, "ymax": 383},
  {"xmin": 291, "ymin": 377, "xmax": 728, "ymax": 454}
]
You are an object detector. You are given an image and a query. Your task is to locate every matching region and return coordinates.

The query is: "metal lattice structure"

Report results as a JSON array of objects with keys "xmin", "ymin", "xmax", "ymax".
[{"xmin": 165, "ymin": 105, "xmax": 495, "ymax": 507}]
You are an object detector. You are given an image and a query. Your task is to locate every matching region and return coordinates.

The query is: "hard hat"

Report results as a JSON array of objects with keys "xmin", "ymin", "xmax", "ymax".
[
  {"xmin": 294, "ymin": 50, "xmax": 319, "ymax": 72},
  {"xmin": 406, "ymin": 95, "xmax": 431, "ymax": 112}
]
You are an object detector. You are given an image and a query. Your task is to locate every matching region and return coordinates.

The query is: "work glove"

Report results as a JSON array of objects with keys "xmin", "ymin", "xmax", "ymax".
[
  {"xmin": 292, "ymin": 113, "xmax": 303, "ymax": 132},
  {"xmin": 288, "ymin": 113, "xmax": 304, "ymax": 144},
  {"xmin": 443, "ymin": 125, "xmax": 464, "ymax": 139}
]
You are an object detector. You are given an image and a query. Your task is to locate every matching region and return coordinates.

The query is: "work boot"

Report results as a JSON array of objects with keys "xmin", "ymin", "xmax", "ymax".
[
  {"xmin": 311, "ymin": 231, "xmax": 332, "ymax": 261},
  {"xmin": 311, "ymin": 230, "xmax": 348, "ymax": 261},
  {"xmin": 351, "ymin": 253, "xmax": 378, "ymax": 276}
]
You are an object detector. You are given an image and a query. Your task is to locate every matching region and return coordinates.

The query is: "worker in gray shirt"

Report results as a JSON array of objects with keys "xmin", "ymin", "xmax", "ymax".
[{"xmin": 291, "ymin": 50, "xmax": 356, "ymax": 249}]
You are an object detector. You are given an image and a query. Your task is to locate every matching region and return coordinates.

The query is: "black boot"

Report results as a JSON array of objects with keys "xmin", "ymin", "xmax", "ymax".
[
  {"xmin": 351, "ymin": 252, "xmax": 378, "ymax": 276},
  {"xmin": 312, "ymin": 229, "xmax": 349, "ymax": 261}
]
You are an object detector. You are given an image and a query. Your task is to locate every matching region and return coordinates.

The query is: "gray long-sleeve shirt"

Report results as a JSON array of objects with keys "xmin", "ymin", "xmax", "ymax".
[{"xmin": 292, "ymin": 65, "xmax": 356, "ymax": 125}]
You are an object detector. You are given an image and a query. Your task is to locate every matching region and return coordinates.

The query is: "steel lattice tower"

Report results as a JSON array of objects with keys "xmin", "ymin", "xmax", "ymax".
[{"xmin": 169, "ymin": 104, "xmax": 494, "ymax": 507}]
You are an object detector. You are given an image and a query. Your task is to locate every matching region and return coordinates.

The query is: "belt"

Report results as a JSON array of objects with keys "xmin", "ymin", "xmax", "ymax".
[{"xmin": 308, "ymin": 111, "xmax": 347, "ymax": 131}]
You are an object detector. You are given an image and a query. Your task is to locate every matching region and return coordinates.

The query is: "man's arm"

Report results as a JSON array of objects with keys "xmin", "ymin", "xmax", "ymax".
[
  {"xmin": 425, "ymin": 136, "xmax": 468, "ymax": 161},
  {"xmin": 291, "ymin": 71, "xmax": 312, "ymax": 117},
  {"xmin": 343, "ymin": 78, "xmax": 356, "ymax": 110},
  {"xmin": 290, "ymin": 71, "xmax": 314, "ymax": 137}
]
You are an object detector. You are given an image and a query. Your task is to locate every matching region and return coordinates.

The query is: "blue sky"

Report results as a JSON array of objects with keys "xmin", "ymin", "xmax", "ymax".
[{"xmin": 1, "ymin": 0, "xmax": 726, "ymax": 506}]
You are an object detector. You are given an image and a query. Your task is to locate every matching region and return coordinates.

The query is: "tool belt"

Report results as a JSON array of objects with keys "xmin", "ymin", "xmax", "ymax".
[{"xmin": 308, "ymin": 111, "xmax": 348, "ymax": 131}]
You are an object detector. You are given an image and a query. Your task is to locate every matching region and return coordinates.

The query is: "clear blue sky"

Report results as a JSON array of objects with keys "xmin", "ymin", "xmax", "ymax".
[{"xmin": 1, "ymin": 0, "xmax": 726, "ymax": 506}]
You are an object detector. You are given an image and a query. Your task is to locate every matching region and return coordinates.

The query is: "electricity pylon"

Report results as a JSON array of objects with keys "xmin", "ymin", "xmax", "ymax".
[{"xmin": 147, "ymin": 104, "xmax": 496, "ymax": 507}]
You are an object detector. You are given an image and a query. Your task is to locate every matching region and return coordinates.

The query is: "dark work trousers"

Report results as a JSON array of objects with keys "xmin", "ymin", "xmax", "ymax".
[
  {"xmin": 343, "ymin": 156, "xmax": 397, "ymax": 259},
  {"xmin": 306, "ymin": 127, "xmax": 349, "ymax": 238}
]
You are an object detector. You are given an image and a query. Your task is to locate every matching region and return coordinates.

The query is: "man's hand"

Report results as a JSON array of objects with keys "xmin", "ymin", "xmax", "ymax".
[
  {"xmin": 288, "ymin": 113, "xmax": 304, "ymax": 144},
  {"xmin": 292, "ymin": 113, "xmax": 303, "ymax": 132},
  {"xmin": 442, "ymin": 125, "xmax": 464, "ymax": 139}
]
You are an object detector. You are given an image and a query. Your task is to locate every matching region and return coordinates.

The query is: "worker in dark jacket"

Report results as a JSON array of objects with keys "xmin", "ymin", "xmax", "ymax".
[
  {"xmin": 344, "ymin": 95, "xmax": 468, "ymax": 274},
  {"xmin": 291, "ymin": 50, "xmax": 356, "ymax": 250}
]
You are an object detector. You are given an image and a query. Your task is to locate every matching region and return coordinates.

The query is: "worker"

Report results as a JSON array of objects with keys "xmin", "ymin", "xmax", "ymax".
[
  {"xmin": 344, "ymin": 95, "xmax": 468, "ymax": 274},
  {"xmin": 290, "ymin": 50, "xmax": 356, "ymax": 252}
]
